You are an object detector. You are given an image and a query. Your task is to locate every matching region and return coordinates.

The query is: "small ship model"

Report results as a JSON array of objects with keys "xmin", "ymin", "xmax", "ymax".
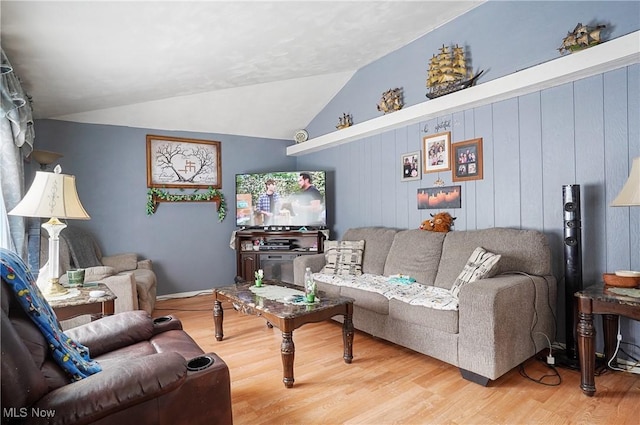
[
  {"xmin": 336, "ymin": 113, "xmax": 353, "ymax": 129},
  {"xmin": 426, "ymin": 44, "xmax": 483, "ymax": 99},
  {"xmin": 558, "ymin": 23, "xmax": 606, "ymax": 54},
  {"xmin": 377, "ymin": 88, "xmax": 403, "ymax": 114}
]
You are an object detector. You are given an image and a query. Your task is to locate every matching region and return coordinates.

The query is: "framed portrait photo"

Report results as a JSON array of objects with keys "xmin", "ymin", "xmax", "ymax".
[
  {"xmin": 146, "ymin": 135, "xmax": 222, "ymax": 189},
  {"xmin": 401, "ymin": 151, "xmax": 421, "ymax": 181},
  {"xmin": 422, "ymin": 132, "xmax": 451, "ymax": 174},
  {"xmin": 452, "ymin": 138, "xmax": 483, "ymax": 182}
]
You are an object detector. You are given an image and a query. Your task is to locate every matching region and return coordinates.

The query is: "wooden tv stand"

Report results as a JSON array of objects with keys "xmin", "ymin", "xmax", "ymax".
[{"xmin": 234, "ymin": 229, "xmax": 325, "ymax": 283}]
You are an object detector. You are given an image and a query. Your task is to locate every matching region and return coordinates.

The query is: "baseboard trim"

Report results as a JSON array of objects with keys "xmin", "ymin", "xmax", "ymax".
[{"xmin": 156, "ymin": 289, "xmax": 213, "ymax": 300}]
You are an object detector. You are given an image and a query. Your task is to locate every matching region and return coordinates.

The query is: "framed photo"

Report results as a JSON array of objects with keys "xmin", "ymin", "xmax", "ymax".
[
  {"xmin": 417, "ymin": 186, "xmax": 461, "ymax": 209},
  {"xmin": 146, "ymin": 135, "xmax": 221, "ymax": 189},
  {"xmin": 452, "ymin": 138, "xmax": 483, "ymax": 182},
  {"xmin": 401, "ymin": 151, "xmax": 421, "ymax": 181},
  {"xmin": 422, "ymin": 132, "xmax": 451, "ymax": 174}
]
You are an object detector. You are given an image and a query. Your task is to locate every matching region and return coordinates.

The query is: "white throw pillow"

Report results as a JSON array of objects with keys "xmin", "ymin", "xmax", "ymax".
[
  {"xmin": 321, "ymin": 240, "xmax": 365, "ymax": 276},
  {"xmin": 450, "ymin": 247, "xmax": 501, "ymax": 298}
]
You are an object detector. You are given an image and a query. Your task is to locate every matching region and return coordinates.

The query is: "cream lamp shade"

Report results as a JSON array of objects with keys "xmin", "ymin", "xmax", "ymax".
[
  {"xmin": 9, "ymin": 168, "xmax": 90, "ymax": 219},
  {"xmin": 9, "ymin": 165, "xmax": 90, "ymax": 298},
  {"xmin": 611, "ymin": 157, "xmax": 640, "ymax": 207}
]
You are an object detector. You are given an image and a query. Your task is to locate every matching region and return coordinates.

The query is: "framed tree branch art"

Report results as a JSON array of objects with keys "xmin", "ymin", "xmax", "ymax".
[{"xmin": 146, "ymin": 135, "xmax": 222, "ymax": 189}]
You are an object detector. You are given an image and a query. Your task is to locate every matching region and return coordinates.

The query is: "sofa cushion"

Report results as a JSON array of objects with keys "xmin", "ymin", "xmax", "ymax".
[
  {"xmin": 389, "ymin": 299, "xmax": 459, "ymax": 334},
  {"xmin": 102, "ymin": 253, "xmax": 139, "ymax": 273},
  {"xmin": 341, "ymin": 286, "xmax": 389, "ymax": 314},
  {"xmin": 383, "ymin": 229, "xmax": 446, "ymax": 284},
  {"xmin": 435, "ymin": 228, "xmax": 552, "ymax": 289},
  {"xmin": 342, "ymin": 227, "xmax": 399, "ymax": 275},
  {"xmin": 313, "ymin": 273, "xmax": 458, "ymax": 314},
  {"xmin": 321, "ymin": 240, "xmax": 365, "ymax": 276},
  {"xmin": 450, "ymin": 247, "xmax": 501, "ymax": 298}
]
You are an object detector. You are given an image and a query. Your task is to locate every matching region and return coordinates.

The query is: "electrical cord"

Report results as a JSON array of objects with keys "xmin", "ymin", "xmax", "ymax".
[
  {"xmin": 607, "ymin": 322, "xmax": 640, "ymax": 372},
  {"xmin": 519, "ymin": 358, "xmax": 562, "ymax": 386}
]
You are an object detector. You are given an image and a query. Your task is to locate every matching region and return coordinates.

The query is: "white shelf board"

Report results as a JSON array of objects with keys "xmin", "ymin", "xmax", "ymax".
[{"xmin": 287, "ymin": 30, "xmax": 640, "ymax": 156}]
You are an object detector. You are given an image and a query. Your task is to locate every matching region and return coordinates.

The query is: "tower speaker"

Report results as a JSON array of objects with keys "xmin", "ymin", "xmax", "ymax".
[{"xmin": 562, "ymin": 184, "xmax": 583, "ymax": 362}]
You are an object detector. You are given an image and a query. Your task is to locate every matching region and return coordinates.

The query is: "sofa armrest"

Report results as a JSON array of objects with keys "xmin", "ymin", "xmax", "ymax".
[
  {"xmin": 66, "ymin": 310, "xmax": 153, "ymax": 356},
  {"xmin": 100, "ymin": 272, "xmax": 139, "ymax": 313},
  {"xmin": 293, "ymin": 253, "xmax": 326, "ymax": 286},
  {"xmin": 30, "ymin": 352, "xmax": 186, "ymax": 425},
  {"xmin": 457, "ymin": 273, "xmax": 556, "ymax": 380}
]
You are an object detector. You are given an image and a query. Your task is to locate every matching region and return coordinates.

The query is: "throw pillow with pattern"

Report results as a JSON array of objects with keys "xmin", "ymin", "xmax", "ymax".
[
  {"xmin": 321, "ymin": 240, "xmax": 365, "ymax": 276},
  {"xmin": 450, "ymin": 247, "xmax": 501, "ymax": 298}
]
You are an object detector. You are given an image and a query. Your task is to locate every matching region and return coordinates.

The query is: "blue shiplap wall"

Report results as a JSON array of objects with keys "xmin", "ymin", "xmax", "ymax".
[{"xmin": 297, "ymin": 1, "xmax": 639, "ymax": 346}]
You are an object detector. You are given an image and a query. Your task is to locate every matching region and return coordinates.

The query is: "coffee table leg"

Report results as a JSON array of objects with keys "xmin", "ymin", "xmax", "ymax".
[
  {"xmin": 281, "ymin": 331, "xmax": 295, "ymax": 388},
  {"xmin": 343, "ymin": 306, "xmax": 354, "ymax": 364},
  {"xmin": 213, "ymin": 299, "xmax": 224, "ymax": 341}
]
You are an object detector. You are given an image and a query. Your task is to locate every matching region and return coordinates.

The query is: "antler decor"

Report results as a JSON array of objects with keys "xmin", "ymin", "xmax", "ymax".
[{"xmin": 146, "ymin": 187, "xmax": 226, "ymax": 222}]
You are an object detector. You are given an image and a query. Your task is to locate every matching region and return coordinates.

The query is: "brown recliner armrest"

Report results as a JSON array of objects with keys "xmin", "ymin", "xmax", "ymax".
[
  {"xmin": 65, "ymin": 311, "xmax": 154, "ymax": 357},
  {"xmin": 29, "ymin": 352, "xmax": 186, "ymax": 425}
]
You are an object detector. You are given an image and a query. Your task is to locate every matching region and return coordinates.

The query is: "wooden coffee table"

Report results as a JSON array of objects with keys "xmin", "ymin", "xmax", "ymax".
[{"xmin": 213, "ymin": 280, "xmax": 354, "ymax": 388}]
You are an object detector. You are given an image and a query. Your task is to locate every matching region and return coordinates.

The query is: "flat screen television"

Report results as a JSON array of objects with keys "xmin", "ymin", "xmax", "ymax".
[{"xmin": 235, "ymin": 171, "xmax": 326, "ymax": 228}]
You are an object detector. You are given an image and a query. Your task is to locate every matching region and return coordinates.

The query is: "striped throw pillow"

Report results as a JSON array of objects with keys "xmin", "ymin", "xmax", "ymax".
[
  {"xmin": 321, "ymin": 240, "xmax": 365, "ymax": 276},
  {"xmin": 450, "ymin": 247, "xmax": 501, "ymax": 298}
]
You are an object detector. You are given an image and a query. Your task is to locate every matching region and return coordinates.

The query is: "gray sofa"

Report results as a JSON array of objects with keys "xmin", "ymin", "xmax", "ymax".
[{"xmin": 293, "ymin": 227, "xmax": 557, "ymax": 385}]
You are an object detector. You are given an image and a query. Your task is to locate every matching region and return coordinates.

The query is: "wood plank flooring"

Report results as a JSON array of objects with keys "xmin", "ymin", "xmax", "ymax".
[{"xmin": 153, "ymin": 294, "xmax": 640, "ymax": 425}]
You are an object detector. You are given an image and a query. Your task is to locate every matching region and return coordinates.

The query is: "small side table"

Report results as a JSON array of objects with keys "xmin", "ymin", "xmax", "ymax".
[
  {"xmin": 575, "ymin": 284, "xmax": 640, "ymax": 396},
  {"xmin": 48, "ymin": 283, "xmax": 117, "ymax": 321}
]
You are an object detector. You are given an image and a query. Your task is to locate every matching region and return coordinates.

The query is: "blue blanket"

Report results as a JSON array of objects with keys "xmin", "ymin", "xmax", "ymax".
[{"xmin": 0, "ymin": 248, "xmax": 101, "ymax": 381}]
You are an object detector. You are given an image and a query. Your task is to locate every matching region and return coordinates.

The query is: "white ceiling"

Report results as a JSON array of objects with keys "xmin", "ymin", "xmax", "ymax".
[{"xmin": 1, "ymin": 1, "xmax": 482, "ymax": 140}]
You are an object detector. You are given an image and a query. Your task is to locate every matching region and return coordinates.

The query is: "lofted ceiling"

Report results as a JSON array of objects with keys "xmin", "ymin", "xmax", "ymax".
[{"xmin": 1, "ymin": 1, "xmax": 483, "ymax": 140}]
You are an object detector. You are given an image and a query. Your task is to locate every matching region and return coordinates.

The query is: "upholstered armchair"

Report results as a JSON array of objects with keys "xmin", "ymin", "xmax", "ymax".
[
  {"xmin": 40, "ymin": 226, "xmax": 157, "ymax": 314},
  {"xmin": 1, "ymin": 250, "xmax": 233, "ymax": 425}
]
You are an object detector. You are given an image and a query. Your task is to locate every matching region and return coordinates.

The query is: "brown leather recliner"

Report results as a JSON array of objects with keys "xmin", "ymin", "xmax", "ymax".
[{"xmin": 1, "ymin": 277, "xmax": 233, "ymax": 425}]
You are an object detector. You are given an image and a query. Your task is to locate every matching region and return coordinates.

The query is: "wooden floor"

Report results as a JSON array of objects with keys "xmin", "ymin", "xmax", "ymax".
[{"xmin": 153, "ymin": 294, "xmax": 640, "ymax": 425}]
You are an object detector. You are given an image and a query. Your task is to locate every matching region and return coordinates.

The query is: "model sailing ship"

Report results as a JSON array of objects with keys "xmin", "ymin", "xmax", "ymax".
[
  {"xmin": 426, "ymin": 44, "xmax": 483, "ymax": 99},
  {"xmin": 377, "ymin": 88, "xmax": 404, "ymax": 114},
  {"xmin": 558, "ymin": 23, "xmax": 606, "ymax": 54},
  {"xmin": 336, "ymin": 113, "xmax": 353, "ymax": 129}
]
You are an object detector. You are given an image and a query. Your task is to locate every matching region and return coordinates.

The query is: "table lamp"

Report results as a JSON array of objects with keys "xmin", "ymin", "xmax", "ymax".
[
  {"xmin": 9, "ymin": 165, "xmax": 90, "ymax": 297},
  {"xmin": 611, "ymin": 157, "xmax": 640, "ymax": 207},
  {"xmin": 610, "ymin": 156, "xmax": 640, "ymax": 281}
]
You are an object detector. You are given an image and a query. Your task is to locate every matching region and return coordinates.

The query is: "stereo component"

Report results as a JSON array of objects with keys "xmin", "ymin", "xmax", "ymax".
[{"xmin": 562, "ymin": 184, "xmax": 583, "ymax": 363}]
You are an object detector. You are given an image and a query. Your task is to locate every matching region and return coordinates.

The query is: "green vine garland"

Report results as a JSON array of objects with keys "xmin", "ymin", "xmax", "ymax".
[{"xmin": 146, "ymin": 187, "xmax": 226, "ymax": 222}]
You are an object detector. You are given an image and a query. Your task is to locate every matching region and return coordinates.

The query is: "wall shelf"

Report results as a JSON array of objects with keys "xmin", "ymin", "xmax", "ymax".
[
  {"xmin": 146, "ymin": 187, "xmax": 226, "ymax": 221},
  {"xmin": 287, "ymin": 31, "xmax": 640, "ymax": 157}
]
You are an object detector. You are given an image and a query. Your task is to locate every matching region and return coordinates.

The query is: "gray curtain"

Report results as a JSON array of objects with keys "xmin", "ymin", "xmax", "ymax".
[{"xmin": 1, "ymin": 48, "xmax": 34, "ymax": 257}]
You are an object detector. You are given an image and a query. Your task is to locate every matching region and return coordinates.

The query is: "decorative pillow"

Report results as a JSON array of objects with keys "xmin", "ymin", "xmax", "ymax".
[
  {"xmin": 450, "ymin": 247, "xmax": 501, "ymax": 298},
  {"xmin": 321, "ymin": 240, "xmax": 365, "ymax": 276}
]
